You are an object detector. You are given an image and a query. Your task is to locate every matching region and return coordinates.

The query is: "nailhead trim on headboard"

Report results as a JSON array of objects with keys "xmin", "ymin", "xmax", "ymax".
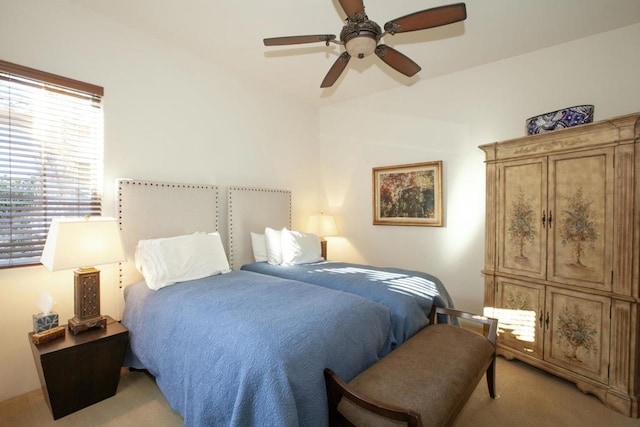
[
  {"xmin": 117, "ymin": 179, "xmax": 219, "ymax": 289},
  {"xmin": 117, "ymin": 179, "xmax": 219, "ymax": 229},
  {"xmin": 227, "ymin": 186, "xmax": 291, "ymax": 269}
]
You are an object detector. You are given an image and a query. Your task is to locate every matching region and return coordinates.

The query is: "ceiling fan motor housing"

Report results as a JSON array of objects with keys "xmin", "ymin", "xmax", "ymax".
[{"xmin": 340, "ymin": 19, "xmax": 382, "ymax": 58}]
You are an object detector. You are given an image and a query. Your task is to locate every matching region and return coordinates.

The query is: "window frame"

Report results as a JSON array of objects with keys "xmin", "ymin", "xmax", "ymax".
[{"xmin": 0, "ymin": 60, "xmax": 104, "ymax": 268}]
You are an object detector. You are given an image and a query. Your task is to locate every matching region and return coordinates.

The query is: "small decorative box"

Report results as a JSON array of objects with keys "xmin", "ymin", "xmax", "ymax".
[{"xmin": 33, "ymin": 312, "xmax": 59, "ymax": 333}]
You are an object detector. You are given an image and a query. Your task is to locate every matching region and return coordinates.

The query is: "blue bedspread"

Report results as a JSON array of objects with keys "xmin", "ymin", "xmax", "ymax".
[
  {"xmin": 122, "ymin": 270, "xmax": 393, "ymax": 427},
  {"xmin": 242, "ymin": 261, "xmax": 455, "ymax": 346}
]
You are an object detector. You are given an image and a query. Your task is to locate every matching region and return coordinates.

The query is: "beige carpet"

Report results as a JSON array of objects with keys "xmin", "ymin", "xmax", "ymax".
[
  {"xmin": 1, "ymin": 357, "xmax": 638, "ymax": 426},
  {"xmin": 455, "ymin": 358, "xmax": 639, "ymax": 427}
]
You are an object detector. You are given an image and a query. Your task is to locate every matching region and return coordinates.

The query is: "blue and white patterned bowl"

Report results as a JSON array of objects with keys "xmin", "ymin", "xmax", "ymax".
[{"xmin": 526, "ymin": 105, "xmax": 594, "ymax": 135}]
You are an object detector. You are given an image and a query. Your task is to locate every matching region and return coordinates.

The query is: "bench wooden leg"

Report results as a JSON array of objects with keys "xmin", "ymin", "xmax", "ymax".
[
  {"xmin": 486, "ymin": 355, "xmax": 498, "ymax": 399},
  {"xmin": 325, "ymin": 369, "xmax": 346, "ymax": 426}
]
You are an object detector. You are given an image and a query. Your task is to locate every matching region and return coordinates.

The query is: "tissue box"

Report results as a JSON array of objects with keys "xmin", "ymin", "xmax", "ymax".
[{"xmin": 33, "ymin": 312, "xmax": 59, "ymax": 333}]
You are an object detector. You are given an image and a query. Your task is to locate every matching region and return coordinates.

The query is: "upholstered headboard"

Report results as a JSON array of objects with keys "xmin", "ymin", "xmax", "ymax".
[
  {"xmin": 117, "ymin": 179, "xmax": 219, "ymax": 289},
  {"xmin": 227, "ymin": 187, "xmax": 291, "ymax": 269}
]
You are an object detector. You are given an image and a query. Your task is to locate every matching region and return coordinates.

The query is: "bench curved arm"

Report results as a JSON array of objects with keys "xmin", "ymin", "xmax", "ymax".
[
  {"xmin": 429, "ymin": 306, "xmax": 498, "ymax": 345},
  {"xmin": 324, "ymin": 368, "xmax": 422, "ymax": 427}
]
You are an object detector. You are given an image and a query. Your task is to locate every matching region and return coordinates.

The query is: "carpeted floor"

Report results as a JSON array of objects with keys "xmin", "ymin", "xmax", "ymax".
[
  {"xmin": 455, "ymin": 358, "xmax": 640, "ymax": 427},
  {"xmin": 1, "ymin": 357, "xmax": 638, "ymax": 426}
]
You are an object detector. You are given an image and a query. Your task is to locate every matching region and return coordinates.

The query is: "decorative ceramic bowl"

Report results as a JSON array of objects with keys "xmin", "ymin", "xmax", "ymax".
[{"xmin": 526, "ymin": 105, "xmax": 594, "ymax": 135}]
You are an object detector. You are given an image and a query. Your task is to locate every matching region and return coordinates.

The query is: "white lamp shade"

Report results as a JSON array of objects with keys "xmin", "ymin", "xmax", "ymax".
[
  {"xmin": 307, "ymin": 214, "xmax": 338, "ymax": 237},
  {"xmin": 40, "ymin": 217, "xmax": 126, "ymax": 271}
]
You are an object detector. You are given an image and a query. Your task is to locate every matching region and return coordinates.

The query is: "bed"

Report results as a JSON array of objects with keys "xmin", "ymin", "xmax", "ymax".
[
  {"xmin": 242, "ymin": 260, "xmax": 453, "ymax": 345},
  {"xmin": 227, "ymin": 186, "xmax": 456, "ymax": 346},
  {"xmin": 116, "ymin": 179, "xmax": 394, "ymax": 427}
]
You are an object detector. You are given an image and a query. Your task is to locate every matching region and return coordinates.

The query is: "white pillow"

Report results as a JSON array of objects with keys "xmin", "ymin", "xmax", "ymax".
[
  {"xmin": 264, "ymin": 227, "xmax": 284, "ymax": 265},
  {"xmin": 280, "ymin": 228, "xmax": 323, "ymax": 266},
  {"xmin": 250, "ymin": 232, "xmax": 268, "ymax": 262},
  {"xmin": 135, "ymin": 232, "xmax": 230, "ymax": 290}
]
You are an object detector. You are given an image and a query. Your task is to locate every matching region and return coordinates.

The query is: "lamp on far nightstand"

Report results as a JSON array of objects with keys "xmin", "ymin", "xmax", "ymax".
[
  {"xmin": 41, "ymin": 216, "xmax": 126, "ymax": 335},
  {"xmin": 307, "ymin": 213, "xmax": 338, "ymax": 260}
]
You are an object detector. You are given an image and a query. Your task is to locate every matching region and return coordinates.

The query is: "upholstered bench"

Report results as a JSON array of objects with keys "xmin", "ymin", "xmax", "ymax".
[{"xmin": 325, "ymin": 306, "xmax": 498, "ymax": 427}]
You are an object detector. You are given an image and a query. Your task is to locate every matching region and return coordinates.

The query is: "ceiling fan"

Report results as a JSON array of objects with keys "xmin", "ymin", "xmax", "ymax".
[{"xmin": 263, "ymin": 1, "xmax": 467, "ymax": 88}]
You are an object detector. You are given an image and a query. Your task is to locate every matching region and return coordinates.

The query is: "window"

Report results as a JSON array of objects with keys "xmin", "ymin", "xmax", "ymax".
[{"xmin": 0, "ymin": 60, "xmax": 104, "ymax": 268}]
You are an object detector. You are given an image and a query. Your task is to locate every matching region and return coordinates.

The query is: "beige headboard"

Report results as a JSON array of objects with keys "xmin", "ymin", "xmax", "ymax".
[
  {"xmin": 117, "ymin": 179, "xmax": 219, "ymax": 289},
  {"xmin": 227, "ymin": 186, "xmax": 291, "ymax": 269}
]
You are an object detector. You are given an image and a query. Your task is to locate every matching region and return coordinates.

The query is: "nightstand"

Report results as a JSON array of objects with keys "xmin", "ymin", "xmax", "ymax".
[{"xmin": 28, "ymin": 316, "xmax": 128, "ymax": 419}]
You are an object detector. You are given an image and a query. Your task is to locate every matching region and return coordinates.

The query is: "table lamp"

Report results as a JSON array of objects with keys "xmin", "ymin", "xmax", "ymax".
[
  {"xmin": 41, "ymin": 217, "xmax": 126, "ymax": 335},
  {"xmin": 307, "ymin": 213, "xmax": 338, "ymax": 259}
]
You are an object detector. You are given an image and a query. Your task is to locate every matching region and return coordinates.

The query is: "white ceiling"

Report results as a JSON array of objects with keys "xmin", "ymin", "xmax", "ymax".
[{"xmin": 72, "ymin": 0, "xmax": 640, "ymax": 107}]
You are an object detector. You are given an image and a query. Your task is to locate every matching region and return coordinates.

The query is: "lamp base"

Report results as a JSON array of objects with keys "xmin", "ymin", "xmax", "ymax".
[
  {"xmin": 68, "ymin": 315, "xmax": 107, "ymax": 335},
  {"xmin": 70, "ymin": 267, "xmax": 105, "ymax": 335}
]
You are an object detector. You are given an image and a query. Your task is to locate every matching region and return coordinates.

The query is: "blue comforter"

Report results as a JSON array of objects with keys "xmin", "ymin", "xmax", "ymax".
[
  {"xmin": 122, "ymin": 270, "xmax": 393, "ymax": 427},
  {"xmin": 242, "ymin": 261, "xmax": 455, "ymax": 346}
]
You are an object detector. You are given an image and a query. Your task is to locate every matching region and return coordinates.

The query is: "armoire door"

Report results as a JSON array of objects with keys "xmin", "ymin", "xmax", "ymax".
[
  {"xmin": 497, "ymin": 157, "xmax": 548, "ymax": 279},
  {"xmin": 547, "ymin": 148, "xmax": 614, "ymax": 291},
  {"xmin": 544, "ymin": 286, "xmax": 611, "ymax": 384},
  {"xmin": 494, "ymin": 277, "xmax": 545, "ymax": 358}
]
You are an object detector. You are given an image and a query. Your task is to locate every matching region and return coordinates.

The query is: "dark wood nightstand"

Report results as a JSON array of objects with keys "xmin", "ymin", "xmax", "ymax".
[{"xmin": 28, "ymin": 315, "xmax": 128, "ymax": 419}]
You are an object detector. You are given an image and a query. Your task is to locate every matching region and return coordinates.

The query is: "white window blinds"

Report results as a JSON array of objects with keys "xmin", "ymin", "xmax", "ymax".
[{"xmin": 0, "ymin": 60, "xmax": 104, "ymax": 267}]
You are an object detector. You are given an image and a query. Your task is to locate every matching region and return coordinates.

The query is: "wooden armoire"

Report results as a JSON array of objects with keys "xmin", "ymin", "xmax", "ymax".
[{"xmin": 480, "ymin": 112, "xmax": 640, "ymax": 417}]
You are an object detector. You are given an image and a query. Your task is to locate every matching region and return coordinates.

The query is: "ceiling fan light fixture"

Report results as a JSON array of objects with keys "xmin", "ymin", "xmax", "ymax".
[
  {"xmin": 345, "ymin": 34, "xmax": 378, "ymax": 58},
  {"xmin": 263, "ymin": 2, "xmax": 468, "ymax": 86},
  {"xmin": 341, "ymin": 19, "xmax": 381, "ymax": 59}
]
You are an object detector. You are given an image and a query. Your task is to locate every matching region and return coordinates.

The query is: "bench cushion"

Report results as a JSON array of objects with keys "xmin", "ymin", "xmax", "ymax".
[{"xmin": 338, "ymin": 324, "xmax": 494, "ymax": 426}]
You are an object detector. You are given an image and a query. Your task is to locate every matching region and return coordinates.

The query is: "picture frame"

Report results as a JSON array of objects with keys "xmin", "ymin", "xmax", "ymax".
[{"xmin": 373, "ymin": 161, "xmax": 443, "ymax": 227}]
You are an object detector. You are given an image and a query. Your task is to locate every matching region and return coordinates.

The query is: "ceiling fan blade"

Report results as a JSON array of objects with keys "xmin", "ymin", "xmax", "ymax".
[
  {"xmin": 263, "ymin": 34, "xmax": 336, "ymax": 46},
  {"xmin": 321, "ymin": 52, "xmax": 351, "ymax": 88},
  {"xmin": 384, "ymin": 3, "xmax": 467, "ymax": 34},
  {"xmin": 338, "ymin": 0, "xmax": 365, "ymax": 18},
  {"xmin": 375, "ymin": 45, "xmax": 421, "ymax": 77}
]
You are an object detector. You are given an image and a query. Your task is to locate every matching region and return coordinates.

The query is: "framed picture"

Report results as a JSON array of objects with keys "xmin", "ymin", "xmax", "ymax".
[{"xmin": 373, "ymin": 161, "xmax": 443, "ymax": 227}]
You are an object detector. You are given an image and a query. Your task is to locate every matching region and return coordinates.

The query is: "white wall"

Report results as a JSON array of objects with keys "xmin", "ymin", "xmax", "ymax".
[
  {"xmin": 0, "ymin": 0, "xmax": 321, "ymax": 401},
  {"xmin": 318, "ymin": 23, "xmax": 640, "ymax": 314}
]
